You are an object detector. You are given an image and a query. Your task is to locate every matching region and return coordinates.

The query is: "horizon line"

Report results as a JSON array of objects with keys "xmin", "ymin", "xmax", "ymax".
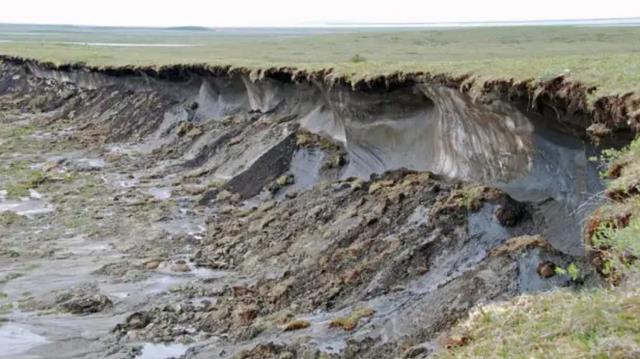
[{"xmin": 1, "ymin": 16, "xmax": 639, "ymax": 30}]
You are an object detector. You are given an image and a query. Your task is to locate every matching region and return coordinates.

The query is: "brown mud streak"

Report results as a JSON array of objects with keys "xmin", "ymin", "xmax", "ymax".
[{"xmin": 1, "ymin": 54, "xmax": 637, "ymax": 145}]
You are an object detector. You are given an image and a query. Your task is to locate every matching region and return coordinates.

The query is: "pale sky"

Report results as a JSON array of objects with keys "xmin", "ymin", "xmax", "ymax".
[{"xmin": 1, "ymin": 0, "xmax": 640, "ymax": 27}]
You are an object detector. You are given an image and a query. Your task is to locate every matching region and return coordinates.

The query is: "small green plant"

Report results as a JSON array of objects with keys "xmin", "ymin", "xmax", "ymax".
[
  {"xmin": 593, "ymin": 218, "xmax": 640, "ymax": 275},
  {"xmin": 207, "ymin": 179, "xmax": 226, "ymax": 189},
  {"xmin": 5, "ymin": 170, "xmax": 47, "ymax": 198},
  {"xmin": 459, "ymin": 186, "xmax": 485, "ymax": 211},
  {"xmin": 555, "ymin": 263, "xmax": 582, "ymax": 282},
  {"xmin": 6, "ymin": 124, "xmax": 37, "ymax": 139},
  {"xmin": 0, "ymin": 211, "xmax": 22, "ymax": 227},
  {"xmin": 350, "ymin": 54, "xmax": 367, "ymax": 63},
  {"xmin": 275, "ymin": 174, "xmax": 294, "ymax": 187},
  {"xmin": 599, "ymin": 147, "xmax": 624, "ymax": 164}
]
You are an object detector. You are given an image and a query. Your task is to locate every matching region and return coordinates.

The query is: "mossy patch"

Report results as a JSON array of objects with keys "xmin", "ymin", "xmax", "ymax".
[
  {"xmin": 283, "ymin": 319, "xmax": 311, "ymax": 331},
  {"xmin": 0, "ymin": 303, "xmax": 13, "ymax": 315},
  {"xmin": 296, "ymin": 129, "xmax": 343, "ymax": 153},
  {"xmin": 4, "ymin": 169, "xmax": 47, "ymax": 198},
  {"xmin": 207, "ymin": 179, "xmax": 226, "ymax": 189},
  {"xmin": 0, "ymin": 122, "xmax": 79, "ymax": 163},
  {"xmin": 430, "ymin": 185, "xmax": 488, "ymax": 217},
  {"xmin": 0, "ymin": 211, "xmax": 22, "ymax": 227},
  {"xmin": 6, "ymin": 123, "xmax": 37, "ymax": 138},
  {"xmin": 329, "ymin": 307, "xmax": 375, "ymax": 331}
]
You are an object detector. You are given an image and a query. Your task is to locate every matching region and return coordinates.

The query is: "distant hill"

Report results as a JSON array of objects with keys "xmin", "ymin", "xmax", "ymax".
[{"xmin": 164, "ymin": 26, "xmax": 213, "ymax": 31}]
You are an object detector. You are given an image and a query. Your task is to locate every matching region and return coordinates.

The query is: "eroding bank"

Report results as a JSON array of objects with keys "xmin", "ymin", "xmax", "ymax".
[{"xmin": 0, "ymin": 56, "xmax": 637, "ymax": 358}]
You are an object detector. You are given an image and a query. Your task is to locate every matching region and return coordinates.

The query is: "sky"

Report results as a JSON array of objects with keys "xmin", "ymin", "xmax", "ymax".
[{"xmin": 1, "ymin": 0, "xmax": 640, "ymax": 27}]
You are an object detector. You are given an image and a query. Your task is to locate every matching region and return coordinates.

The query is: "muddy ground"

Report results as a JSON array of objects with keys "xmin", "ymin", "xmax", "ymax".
[{"xmin": 0, "ymin": 59, "xmax": 606, "ymax": 358}]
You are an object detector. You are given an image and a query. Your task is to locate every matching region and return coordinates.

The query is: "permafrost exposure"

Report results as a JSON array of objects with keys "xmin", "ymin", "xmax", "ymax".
[{"xmin": 0, "ymin": 57, "xmax": 637, "ymax": 358}]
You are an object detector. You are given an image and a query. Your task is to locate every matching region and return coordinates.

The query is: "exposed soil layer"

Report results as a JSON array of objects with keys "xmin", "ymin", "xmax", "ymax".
[
  {"xmin": 0, "ymin": 57, "xmax": 627, "ymax": 358},
  {"xmin": 1, "ymin": 54, "xmax": 638, "ymax": 141}
]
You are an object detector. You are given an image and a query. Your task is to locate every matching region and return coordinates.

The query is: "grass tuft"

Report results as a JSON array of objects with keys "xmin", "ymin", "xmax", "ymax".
[
  {"xmin": 436, "ymin": 284, "xmax": 640, "ymax": 359},
  {"xmin": 329, "ymin": 307, "xmax": 375, "ymax": 331},
  {"xmin": 283, "ymin": 319, "xmax": 311, "ymax": 331},
  {"xmin": 0, "ymin": 211, "xmax": 22, "ymax": 227},
  {"xmin": 4, "ymin": 169, "xmax": 47, "ymax": 198},
  {"xmin": 350, "ymin": 54, "xmax": 367, "ymax": 63}
]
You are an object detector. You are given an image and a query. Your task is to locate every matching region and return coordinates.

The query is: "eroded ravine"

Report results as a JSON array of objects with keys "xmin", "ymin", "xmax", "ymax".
[{"xmin": 0, "ymin": 58, "xmax": 625, "ymax": 358}]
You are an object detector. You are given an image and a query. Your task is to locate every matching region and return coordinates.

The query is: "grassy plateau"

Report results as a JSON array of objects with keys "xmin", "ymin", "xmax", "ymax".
[{"xmin": 0, "ymin": 24, "xmax": 640, "ymax": 96}]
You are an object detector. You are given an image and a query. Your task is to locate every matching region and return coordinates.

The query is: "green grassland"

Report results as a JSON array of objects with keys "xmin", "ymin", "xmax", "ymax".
[{"xmin": 1, "ymin": 25, "xmax": 640, "ymax": 96}]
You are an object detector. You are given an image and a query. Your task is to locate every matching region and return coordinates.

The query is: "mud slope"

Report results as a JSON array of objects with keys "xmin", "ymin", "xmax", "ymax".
[{"xmin": 0, "ymin": 57, "xmax": 634, "ymax": 358}]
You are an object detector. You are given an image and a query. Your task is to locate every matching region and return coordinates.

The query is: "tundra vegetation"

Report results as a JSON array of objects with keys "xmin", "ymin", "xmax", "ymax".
[{"xmin": 1, "ymin": 24, "xmax": 640, "ymax": 96}]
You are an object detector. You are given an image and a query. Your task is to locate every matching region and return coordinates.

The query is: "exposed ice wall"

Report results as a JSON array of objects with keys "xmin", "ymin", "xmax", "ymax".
[
  {"xmin": 27, "ymin": 63, "xmax": 601, "ymax": 226},
  {"xmin": 185, "ymin": 74, "xmax": 537, "ymax": 183}
]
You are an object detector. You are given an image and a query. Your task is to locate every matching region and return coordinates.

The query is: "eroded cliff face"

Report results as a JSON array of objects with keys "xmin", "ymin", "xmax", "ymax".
[
  {"xmin": 0, "ymin": 57, "xmax": 631, "ymax": 358},
  {"xmin": 8, "ymin": 58, "xmax": 607, "ymax": 190}
]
